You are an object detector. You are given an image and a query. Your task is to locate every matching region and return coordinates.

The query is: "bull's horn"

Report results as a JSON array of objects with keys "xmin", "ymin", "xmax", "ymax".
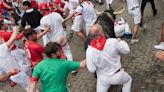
[
  {"xmin": 95, "ymin": 9, "xmax": 103, "ymax": 15},
  {"xmin": 113, "ymin": 4, "xmax": 126, "ymax": 15}
]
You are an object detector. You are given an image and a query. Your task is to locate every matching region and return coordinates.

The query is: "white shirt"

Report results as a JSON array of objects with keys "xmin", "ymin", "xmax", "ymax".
[
  {"xmin": 0, "ymin": 43, "xmax": 19, "ymax": 73},
  {"xmin": 86, "ymin": 38, "xmax": 130, "ymax": 76},
  {"xmin": 75, "ymin": 1, "xmax": 97, "ymax": 27},
  {"xmin": 40, "ymin": 12, "xmax": 65, "ymax": 46}
]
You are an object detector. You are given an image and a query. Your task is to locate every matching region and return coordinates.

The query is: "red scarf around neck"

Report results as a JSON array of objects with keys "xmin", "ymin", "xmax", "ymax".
[{"xmin": 90, "ymin": 36, "xmax": 106, "ymax": 50}]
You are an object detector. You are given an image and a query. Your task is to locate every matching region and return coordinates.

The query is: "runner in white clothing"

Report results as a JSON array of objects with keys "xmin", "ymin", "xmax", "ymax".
[
  {"xmin": 64, "ymin": 0, "xmax": 97, "ymax": 36},
  {"xmin": 55, "ymin": 0, "xmax": 86, "ymax": 41},
  {"xmin": 86, "ymin": 24, "xmax": 132, "ymax": 92},
  {"xmin": 0, "ymin": 26, "xmax": 30, "ymax": 92},
  {"xmin": 126, "ymin": 0, "xmax": 141, "ymax": 44},
  {"xmin": 39, "ymin": 3, "xmax": 73, "ymax": 61}
]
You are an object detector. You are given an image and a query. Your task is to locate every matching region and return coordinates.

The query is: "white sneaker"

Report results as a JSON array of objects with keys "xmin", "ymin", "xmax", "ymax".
[
  {"xmin": 67, "ymin": 83, "xmax": 71, "ymax": 87},
  {"xmin": 143, "ymin": 23, "xmax": 147, "ymax": 29},
  {"xmin": 154, "ymin": 43, "xmax": 164, "ymax": 50},
  {"xmin": 140, "ymin": 23, "xmax": 147, "ymax": 30},
  {"xmin": 131, "ymin": 39, "xmax": 139, "ymax": 44},
  {"xmin": 71, "ymin": 71, "xmax": 78, "ymax": 74}
]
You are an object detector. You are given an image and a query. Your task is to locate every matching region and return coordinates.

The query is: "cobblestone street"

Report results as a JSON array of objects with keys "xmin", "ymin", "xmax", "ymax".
[{"xmin": 0, "ymin": 0, "xmax": 164, "ymax": 92}]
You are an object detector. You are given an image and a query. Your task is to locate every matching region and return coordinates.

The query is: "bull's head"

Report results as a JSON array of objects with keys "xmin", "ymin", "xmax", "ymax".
[
  {"xmin": 85, "ymin": 4, "xmax": 126, "ymax": 50},
  {"xmin": 95, "ymin": 4, "xmax": 126, "ymax": 38}
]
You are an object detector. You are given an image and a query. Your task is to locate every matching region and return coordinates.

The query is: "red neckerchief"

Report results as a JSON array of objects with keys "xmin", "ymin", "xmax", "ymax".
[{"xmin": 90, "ymin": 36, "xmax": 106, "ymax": 50}]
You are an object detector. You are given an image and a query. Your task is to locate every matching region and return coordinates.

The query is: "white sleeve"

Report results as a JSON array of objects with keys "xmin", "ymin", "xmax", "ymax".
[
  {"xmin": 40, "ymin": 18, "xmax": 45, "ymax": 30},
  {"xmin": 75, "ymin": 5, "xmax": 83, "ymax": 14},
  {"xmin": 0, "ymin": 43, "xmax": 10, "ymax": 57},
  {"xmin": 86, "ymin": 47, "xmax": 96, "ymax": 73},
  {"xmin": 55, "ymin": 13, "xmax": 64, "ymax": 23},
  {"xmin": 116, "ymin": 39, "xmax": 130, "ymax": 54},
  {"xmin": 59, "ymin": 14, "xmax": 64, "ymax": 23}
]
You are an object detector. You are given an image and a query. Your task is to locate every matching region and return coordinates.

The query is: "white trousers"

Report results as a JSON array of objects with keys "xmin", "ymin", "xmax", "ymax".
[
  {"xmin": 96, "ymin": 69, "xmax": 132, "ymax": 92},
  {"xmin": 10, "ymin": 72, "xmax": 30, "ymax": 92},
  {"xmin": 43, "ymin": 35, "xmax": 73, "ymax": 61},
  {"xmin": 62, "ymin": 43, "xmax": 73, "ymax": 61}
]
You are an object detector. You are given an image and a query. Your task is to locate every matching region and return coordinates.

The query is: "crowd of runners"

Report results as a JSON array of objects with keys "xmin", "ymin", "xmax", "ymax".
[{"xmin": 0, "ymin": 0, "xmax": 163, "ymax": 92}]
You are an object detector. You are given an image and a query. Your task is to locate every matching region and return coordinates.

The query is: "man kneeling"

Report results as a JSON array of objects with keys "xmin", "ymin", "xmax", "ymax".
[{"xmin": 86, "ymin": 24, "xmax": 132, "ymax": 92}]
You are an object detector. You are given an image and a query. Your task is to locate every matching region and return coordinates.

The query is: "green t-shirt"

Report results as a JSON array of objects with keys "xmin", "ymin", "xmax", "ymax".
[{"xmin": 32, "ymin": 58, "xmax": 80, "ymax": 92}]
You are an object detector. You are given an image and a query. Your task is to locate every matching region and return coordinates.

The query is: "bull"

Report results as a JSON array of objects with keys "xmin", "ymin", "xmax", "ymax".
[{"xmin": 85, "ymin": 4, "xmax": 126, "ymax": 49}]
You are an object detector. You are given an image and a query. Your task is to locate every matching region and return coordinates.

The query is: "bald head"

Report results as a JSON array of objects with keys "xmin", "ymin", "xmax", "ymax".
[{"xmin": 90, "ymin": 24, "xmax": 104, "ymax": 37}]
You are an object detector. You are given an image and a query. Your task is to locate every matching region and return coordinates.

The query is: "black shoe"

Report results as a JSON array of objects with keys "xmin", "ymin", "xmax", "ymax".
[
  {"xmin": 139, "ymin": 23, "xmax": 143, "ymax": 27},
  {"xmin": 153, "ymin": 9, "xmax": 157, "ymax": 16},
  {"xmin": 99, "ymin": 2, "xmax": 104, "ymax": 6}
]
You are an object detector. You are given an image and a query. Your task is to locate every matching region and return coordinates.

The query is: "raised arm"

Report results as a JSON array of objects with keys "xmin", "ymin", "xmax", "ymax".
[
  {"xmin": 3, "ymin": 2, "xmax": 14, "ymax": 10},
  {"xmin": 37, "ymin": 25, "xmax": 50, "ymax": 39},
  {"xmin": 6, "ymin": 26, "xmax": 19, "ymax": 48},
  {"xmin": 64, "ymin": 11, "xmax": 77, "ymax": 22},
  {"xmin": 55, "ymin": 3, "xmax": 67, "ymax": 13}
]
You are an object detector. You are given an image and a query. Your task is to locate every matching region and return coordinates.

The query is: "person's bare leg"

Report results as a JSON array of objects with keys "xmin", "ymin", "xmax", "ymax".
[
  {"xmin": 154, "ymin": 22, "xmax": 164, "ymax": 50},
  {"xmin": 132, "ymin": 24, "xmax": 139, "ymax": 39},
  {"xmin": 131, "ymin": 24, "xmax": 140, "ymax": 44},
  {"xmin": 160, "ymin": 23, "xmax": 164, "ymax": 41}
]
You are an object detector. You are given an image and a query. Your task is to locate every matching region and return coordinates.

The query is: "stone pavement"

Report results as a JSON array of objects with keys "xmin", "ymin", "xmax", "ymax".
[{"xmin": 0, "ymin": 0, "xmax": 164, "ymax": 92}]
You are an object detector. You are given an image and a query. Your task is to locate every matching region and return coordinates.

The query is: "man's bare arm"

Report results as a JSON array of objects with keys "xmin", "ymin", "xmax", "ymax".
[
  {"xmin": 64, "ymin": 11, "xmax": 77, "ymax": 22},
  {"xmin": 30, "ymin": 80, "xmax": 38, "ymax": 92},
  {"xmin": 37, "ymin": 25, "xmax": 50, "ymax": 39},
  {"xmin": 6, "ymin": 26, "xmax": 19, "ymax": 48},
  {"xmin": 80, "ymin": 59, "xmax": 86, "ymax": 68}
]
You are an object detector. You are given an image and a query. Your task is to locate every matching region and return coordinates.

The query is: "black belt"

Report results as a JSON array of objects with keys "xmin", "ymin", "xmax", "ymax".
[
  {"xmin": 131, "ymin": 6, "xmax": 139, "ymax": 11},
  {"xmin": 115, "ymin": 69, "xmax": 121, "ymax": 74}
]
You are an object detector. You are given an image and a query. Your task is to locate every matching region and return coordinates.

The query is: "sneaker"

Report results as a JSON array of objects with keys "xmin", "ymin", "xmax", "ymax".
[
  {"xmin": 154, "ymin": 43, "xmax": 164, "ymax": 50},
  {"xmin": 71, "ymin": 71, "xmax": 78, "ymax": 75},
  {"xmin": 140, "ymin": 23, "xmax": 147, "ymax": 29},
  {"xmin": 67, "ymin": 83, "xmax": 71, "ymax": 87},
  {"xmin": 131, "ymin": 39, "xmax": 139, "ymax": 44},
  {"xmin": 143, "ymin": 23, "xmax": 147, "ymax": 29}
]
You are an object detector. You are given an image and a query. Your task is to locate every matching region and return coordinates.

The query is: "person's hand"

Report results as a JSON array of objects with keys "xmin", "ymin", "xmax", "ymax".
[
  {"xmin": 13, "ymin": 26, "xmax": 20, "ymax": 33},
  {"xmin": 43, "ymin": 24, "xmax": 50, "ymax": 32},
  {"xmin": 117, "ymin": 38, "xmax": 122, "ymax": 41},
  {"xmin": 9, "ymin": 69, "xmax": 19, "ymax": 75},
  {"xmin": 156, "ymin": 50, "xmax": 164, "ymax": 61}
]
